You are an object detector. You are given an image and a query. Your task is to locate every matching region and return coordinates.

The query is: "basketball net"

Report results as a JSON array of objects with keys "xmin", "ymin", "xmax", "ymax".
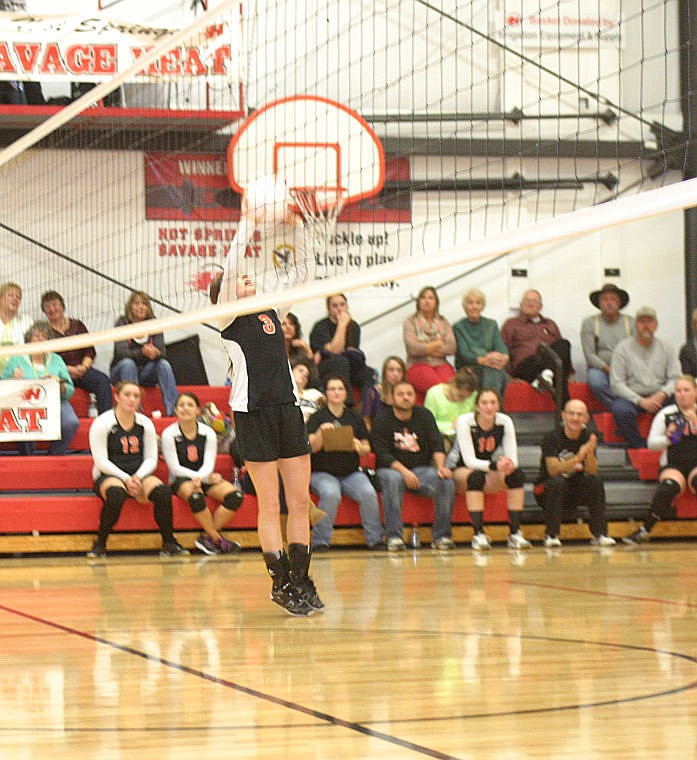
[{"xmin": 289, "ymin": 185, "xmax": 347, "ymax": 251}]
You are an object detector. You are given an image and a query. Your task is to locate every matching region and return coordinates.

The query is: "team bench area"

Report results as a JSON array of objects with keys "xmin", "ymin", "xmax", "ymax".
[{"xmin": 0, "ymin": 383, "xmax": 696, "ymax": 554}]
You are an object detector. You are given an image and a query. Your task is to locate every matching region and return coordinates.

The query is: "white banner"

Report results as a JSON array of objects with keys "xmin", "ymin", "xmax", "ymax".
[
  {"xmin": 496, "ymin": 1, "xmax": 621, "ymax": 49},
  {"xmin": 0, "ymin": 377, "xmax": 61, "ymax": 441},
  {"xmin": 0, "ymin": 12, "xmax": 239, "ymax": 83}
]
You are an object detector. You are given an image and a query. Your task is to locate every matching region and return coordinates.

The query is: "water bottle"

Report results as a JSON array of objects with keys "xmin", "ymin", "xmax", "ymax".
[{"xmin": 87, "ymin": 394, "xmax": 98, "ymax": 418}]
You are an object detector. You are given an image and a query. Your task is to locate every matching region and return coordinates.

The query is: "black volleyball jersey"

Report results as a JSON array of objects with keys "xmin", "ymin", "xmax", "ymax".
[
  {"xmin": 453, "ymin": 411, "xmax": 518, "ymax": 471},
  {"xmin": 221, "ymin": 309, "xmax": 298, "ymax": 413},
  {"xmin": 89, "ymin": 410, "xmax": 158, "ymax": 480},
  {"xmin": 171, "ymin": 427, "xmax": 206, "ymax": 470},
  {"xmin": 107, "ymin": 419, "xmax": 145, "ymax": 474},
  {"xmin": 648, "ymin": 403, "xmax": 697, "ymax": 467},
  {"xmin": 160, "ymin": 421, "xmax": 217, "ymax": 483}
]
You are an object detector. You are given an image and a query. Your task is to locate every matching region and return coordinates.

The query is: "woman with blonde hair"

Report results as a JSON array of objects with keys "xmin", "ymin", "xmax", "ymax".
[
  {"xmin": 453, "ymin": 287, "xmax": 509, "ymax": 399},
  {"xmin": 625, "ymin": 374, "xmax": 697, "ymax": 544}
]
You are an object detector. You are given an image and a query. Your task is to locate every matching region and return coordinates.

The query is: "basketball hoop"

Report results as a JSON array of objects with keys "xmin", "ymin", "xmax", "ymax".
[
  {"xmin": 289, "ymin": 186, "xmax": 347, "ymax": 248},
  {"xmin": 289, "ymin": 186, "xmax": 347, "ymax": 223}
]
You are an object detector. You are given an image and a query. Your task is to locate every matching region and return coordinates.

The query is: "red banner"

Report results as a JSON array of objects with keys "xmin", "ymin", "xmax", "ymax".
[{"xmin": 145, "ymin": 153, "xmax": 411, "ymax": 223}]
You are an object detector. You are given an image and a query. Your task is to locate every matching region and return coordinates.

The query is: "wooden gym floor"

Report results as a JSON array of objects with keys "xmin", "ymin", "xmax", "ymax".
[{"xmin": 1, "ymin": 542, "xmax": 696, "ymax": 759}]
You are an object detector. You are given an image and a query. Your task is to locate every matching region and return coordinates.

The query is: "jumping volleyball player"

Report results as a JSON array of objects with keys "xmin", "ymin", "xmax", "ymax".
[{"xmin": 213, "ymin": 175, "xmax": 322, "ymax": 616}]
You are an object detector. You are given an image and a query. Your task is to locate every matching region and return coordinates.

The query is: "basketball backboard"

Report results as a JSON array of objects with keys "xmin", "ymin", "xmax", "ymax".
[{"xmin": 227, "ymin": 95, "xmax": 384, "ymax": 205}]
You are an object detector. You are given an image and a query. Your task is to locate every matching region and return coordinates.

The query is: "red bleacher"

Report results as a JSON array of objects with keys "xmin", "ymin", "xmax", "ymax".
[
  {"xmin": 2, "ymin": 381, "xmax": 695, "ymax": 549},
  {"xmin": 502, "ymin": 379, "xmax": 604, "ymax": 413},
  {"xmin": 0, "ymin": 452, "xmax": 510, "ymax": 536}
]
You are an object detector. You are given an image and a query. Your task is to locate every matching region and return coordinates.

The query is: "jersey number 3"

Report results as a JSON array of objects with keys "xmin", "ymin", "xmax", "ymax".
[{"xmin": 257, "ymin": 314, "xmax": 276, "ymax": 334}]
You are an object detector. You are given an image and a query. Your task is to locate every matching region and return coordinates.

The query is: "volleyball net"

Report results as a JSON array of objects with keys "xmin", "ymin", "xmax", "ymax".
[{"xmin": 0, "ymin": 0, "xmax": 693, "ymax": 362}]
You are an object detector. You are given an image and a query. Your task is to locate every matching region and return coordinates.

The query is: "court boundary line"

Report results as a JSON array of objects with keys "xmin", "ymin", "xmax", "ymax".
[
  {"xmin": 2, "ymin": 601, "xmax": 697, "ymax": 731},
  {"xmin": 509, "ymin": 579, "xmax": 697, "ymax": 608},
  {"xmin": 0, "ymin": 602, "xmax": 460, "ymax": 759}
]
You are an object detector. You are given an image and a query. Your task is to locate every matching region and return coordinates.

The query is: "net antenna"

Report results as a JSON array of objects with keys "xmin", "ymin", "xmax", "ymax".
[{"xmin": 227, "ymin": 95, "xmax": 384, "ymax": 250}]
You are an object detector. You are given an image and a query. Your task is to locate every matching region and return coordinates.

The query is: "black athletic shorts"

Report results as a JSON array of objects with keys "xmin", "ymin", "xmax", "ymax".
[
  {"xmin": 93, "ymin": 473, "xmax": 127, "ymax": 498},
  {"xmin": 663, "ymin": 452, "xmax": 697, "ymax": 483},
  {"xmin": 234, "ymin": 403, "xmax": 310, "ymax": 462}
]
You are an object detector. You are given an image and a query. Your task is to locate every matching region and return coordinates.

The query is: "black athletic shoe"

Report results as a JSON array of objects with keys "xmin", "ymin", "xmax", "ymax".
[
  {"xmin": 160, "ymin": 541, "xmax": 190, "ymax": 557},
  {"xmin": 622, "ymin": 527, "xmax": 651, "ymax": 546},
  {"xmin": 296, "ymin": 575, "xmax": 325, "ymax": 612},
  {"xmin": 270, "ymin": 582, "xmax": 314, "ymax": 616},
  {"xmin": 87, "ymin": 540, "xmax": 106, "ymax": 558}
]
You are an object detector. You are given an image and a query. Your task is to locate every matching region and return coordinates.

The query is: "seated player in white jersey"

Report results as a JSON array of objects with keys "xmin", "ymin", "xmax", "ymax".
[
  {"xmin": 87, "ymin": 380, "xmax": 188, "ymax": 558},
  {"xmin": 213, "ymin": 174, "xmax": 322, "ymax": 616},
  {"xmin": 160, "ymin": 391, "xmax": 244, "ymax": 556},
  {"xmin": 625, "ymin": 374, "xmax": 697, "ymax": 544},
  {"xmin": 446, "ymin": 388, "xmax": 531, "ymax": 551}
]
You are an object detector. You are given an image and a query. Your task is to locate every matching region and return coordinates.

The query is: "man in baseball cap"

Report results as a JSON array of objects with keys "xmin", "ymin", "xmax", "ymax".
[{"xmin": 609, "ymin": 306, "xmax": 680, "ymax": 448}]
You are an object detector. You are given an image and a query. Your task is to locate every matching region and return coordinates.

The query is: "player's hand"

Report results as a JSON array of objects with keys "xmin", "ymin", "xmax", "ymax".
[{"xmin": 125, "ymin": 476, "xmax": 140, "ymax": 497}]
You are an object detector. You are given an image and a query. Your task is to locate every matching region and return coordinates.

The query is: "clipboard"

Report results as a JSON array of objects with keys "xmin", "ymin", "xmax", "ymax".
[{"xmin": 322, "ymin": 425, "xmax": 355, "ymax": 452}]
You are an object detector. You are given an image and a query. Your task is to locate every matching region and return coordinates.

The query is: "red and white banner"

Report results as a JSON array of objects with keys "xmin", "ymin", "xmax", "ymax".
[
  {"xmin": 144, "ymin": 153, "xmax": 412, "ymax": 224},
  {"xmin": 0, "ymin": 377, "xmax": 60, "ymax": 441},
  {"xmin": 0, "ymin": 12, "xmax": 240, "ymax": 82}
]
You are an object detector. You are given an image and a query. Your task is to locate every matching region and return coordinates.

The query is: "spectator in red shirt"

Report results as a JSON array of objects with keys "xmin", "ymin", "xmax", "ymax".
[{"xmin": 501, "ymin": 289, "xmax": 573, "ymax": 407}]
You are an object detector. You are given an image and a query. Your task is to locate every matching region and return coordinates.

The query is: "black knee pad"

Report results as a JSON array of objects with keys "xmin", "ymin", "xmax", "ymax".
[
  {"xmin": 223, "ymin": 490, "xmax": 243, "ymax": 512},
  {"xmin": 149, "ymin": 483, "xmax": 172, "ymax": 508},
  {"xmin": 188, "ymin": 492, "xmax": 207, "ymax": 514},
  {"xmin": 651, "ymin": 478, "xmax": 681, "ymax": 519},
  {"xmin": 467, "ymin": 470, "xmax": 486, "ymax": 491},
  {"xmin": 505, "ymin": 468, "xmax": 525, "ymax": 489}
]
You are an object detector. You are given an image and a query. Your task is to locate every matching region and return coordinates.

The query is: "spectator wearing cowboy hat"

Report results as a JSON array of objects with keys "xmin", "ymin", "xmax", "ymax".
[{"xmin": 580, "ymin": 283, "xmax": 633, "ymax": 410}]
